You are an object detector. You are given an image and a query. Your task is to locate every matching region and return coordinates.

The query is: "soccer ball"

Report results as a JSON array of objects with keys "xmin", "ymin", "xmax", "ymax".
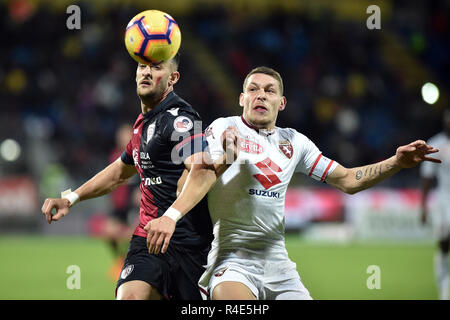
[{"xmin": 124, "ymin": 10, "xmax": 181, "ymax": 65}]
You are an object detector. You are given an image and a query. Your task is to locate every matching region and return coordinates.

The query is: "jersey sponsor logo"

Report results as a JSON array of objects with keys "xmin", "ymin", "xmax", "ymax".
[
  {"xmin": 146, "ymin": 123, "xmax": 156, "ymax": 143},
  {"xmin": 253, "ymin": 157, "xmax": 282, "ymax": 189},
  {"xmin": 279, "ymin": 140, "xmax": 293, "ymax": 159},
  {"xmin": 120, "ymin": 264, "xmax": 134, "ymax": 279},
  {"xmin": 240, "ymin": 138, "xmax": 263, "ymax": 154},
  {"xmin": 142, "ymin": 176, "xmax": 162, "ymax": 186},
  {"xmin": 173, "ymin": 116, "xmax": 193, "ymax": 133},
  {"xmin": 140, "ymin": 152, "xmax": 151, "ymax": 160},
  {"xmin": 249, "ymin": 188, "xmax": 281, "ymax": 198},
  {"xmin": 140, "ymin": 152, "xmax": 154, "ymax": 169}
]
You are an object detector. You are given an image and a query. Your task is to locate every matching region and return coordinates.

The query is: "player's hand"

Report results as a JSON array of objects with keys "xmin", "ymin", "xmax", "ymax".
[
  {"xmin": 395, "ymin": 140, "xmax": 441, "ymax": 168},
  {"xmin": 221, "ymin": 126, "xmax": 240, "ymax": 164},
  {"xmin": 144, "ymin": 216, "xmax": 176, "ymax": 254},
  {"xmin": 41, "ymin": 198, "xmax": 71, "ymax": 224}
]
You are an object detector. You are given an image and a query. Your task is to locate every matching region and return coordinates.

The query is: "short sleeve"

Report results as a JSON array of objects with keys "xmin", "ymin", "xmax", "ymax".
[
  {"xmin": 204, "ymin": 118, "xmax": 231, "ymax": 161},
  {"xmin": 121, "ymin": 149, "xmax": 134, "ymax": 165},
  {"xmin": 121, "ymin": 131, "xmax": 135, "ymax": 165},
  {"xmin": 294, "ymin": 132, "xmax": 338, "ymax": 182}
]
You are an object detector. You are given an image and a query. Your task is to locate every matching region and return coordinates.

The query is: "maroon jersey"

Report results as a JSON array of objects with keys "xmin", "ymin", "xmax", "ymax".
[{"xmin": 121, "ymin": 92, "xmax": 212, "ymax": 249}]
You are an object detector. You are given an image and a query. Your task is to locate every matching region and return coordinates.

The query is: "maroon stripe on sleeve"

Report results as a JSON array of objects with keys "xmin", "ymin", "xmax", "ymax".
[
  {"xmin": 308, "ymin": 154, "xmax": 322, "ymax": 177},
  {"xmin": 320, "ymin": 160, "xmax": 334, "ymax": 182}
]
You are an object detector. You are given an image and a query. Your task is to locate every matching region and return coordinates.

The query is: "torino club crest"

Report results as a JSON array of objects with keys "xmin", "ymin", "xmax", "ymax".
[{"xmin": 279, "ymin": 140, "xmax": 293, "ymax": 159}]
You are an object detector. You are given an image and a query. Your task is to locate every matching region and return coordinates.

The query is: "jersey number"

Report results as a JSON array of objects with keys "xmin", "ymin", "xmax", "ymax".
[{"xmin": 253, "ymin": 158, "xmax": 282, "ymax": 189}]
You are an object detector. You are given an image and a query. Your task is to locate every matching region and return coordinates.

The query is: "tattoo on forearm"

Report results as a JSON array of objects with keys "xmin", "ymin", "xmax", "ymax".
[
  {"xmin": 356, "ymin": 170, "xmax": 362, "ymax": 180},
  {"xmin": 357, "ymin": 163, "xmax": 384, "ymax": 181}
]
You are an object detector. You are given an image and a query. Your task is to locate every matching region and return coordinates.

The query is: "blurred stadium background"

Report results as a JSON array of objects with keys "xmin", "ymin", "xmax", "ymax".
[{"xmin": 0, "ymin": 0, "xmax": 449, "ymax": 300}]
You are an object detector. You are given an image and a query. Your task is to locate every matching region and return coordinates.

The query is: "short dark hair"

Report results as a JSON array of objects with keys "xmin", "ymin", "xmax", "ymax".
[
  {"xmin": 137, "ymin": 52, "xmax": 180, "ymax": 70},
  {"xmin": 243, "ymin": 66, "xmax": 284, "ymax": 95},
  {"xmin": 170, "ymin": 51, "xmax": 181, "ymax": 70}
]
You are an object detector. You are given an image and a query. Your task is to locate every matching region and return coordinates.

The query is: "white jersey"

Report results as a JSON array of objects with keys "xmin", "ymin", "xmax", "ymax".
[
  {"xmin": 420, "ymin": 132, "xmax": 450, "ymax": 205},
  {"xmin": 199, "ymin": 116, "xmax": 338, "ymax": 293},
  {"xmin": 420, "ymin": 132, "xmax": 450, "ymax": 239}
]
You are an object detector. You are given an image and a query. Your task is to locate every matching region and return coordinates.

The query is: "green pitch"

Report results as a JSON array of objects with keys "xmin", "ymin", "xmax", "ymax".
[
  {"xmin": 0, "ymin": 236, "xmax": 116, "ymax": 300},
  {"xmin": 0, "ymin": 235, "xmax": 438, "ymax": 300},
  {"xmin": 286, "ymin": 236, "xmax": 438, "ymax": 300}
]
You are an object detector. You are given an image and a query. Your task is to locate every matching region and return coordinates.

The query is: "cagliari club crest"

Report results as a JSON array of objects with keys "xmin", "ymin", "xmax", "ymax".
[
  {"xmin": 146, "ymin": 123, "xmax": 156, "ymax": 143},
  {"xmin": 120, "ymin": 264, "xmax": 134, "ymax": 280},
  {"xmin": 279, "ymin": 140, "xmax": 293, "ymax": 159}
]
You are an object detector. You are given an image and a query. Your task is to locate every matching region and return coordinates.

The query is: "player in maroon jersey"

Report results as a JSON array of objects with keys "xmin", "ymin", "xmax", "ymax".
[{"xmin": 41, "ymin": 53, "xmax": 238, "ymax": 300}]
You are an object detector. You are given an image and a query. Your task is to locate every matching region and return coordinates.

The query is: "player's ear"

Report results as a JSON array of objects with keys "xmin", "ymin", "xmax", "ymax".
[
  {"xmin": 278, "ymin": 96, "xmax": 287, "ymax": 111},
  {"xmin": 169, "ymin": 71, "xmax": 180, "ymax": 87},
  {"xmin": 239, "ymin": 93, "xmax": 244, "ymax": 108}
]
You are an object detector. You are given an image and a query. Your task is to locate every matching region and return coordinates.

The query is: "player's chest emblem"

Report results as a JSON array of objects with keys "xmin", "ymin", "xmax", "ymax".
[
  {"xmin": 146, "ymin": 123, "xmax": 156, "ymax": 143},
  {"xmin": 279, "ymin": 140, "xmax": 293, "ymax": 159}
]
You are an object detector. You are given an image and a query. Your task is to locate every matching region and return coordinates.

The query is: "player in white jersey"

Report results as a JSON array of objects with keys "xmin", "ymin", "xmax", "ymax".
[
  {"xmin": 145, "ymin": 66, "xmax": 441, "ymax": 300},
  {"xmin": 197, "ymin": 114, "xmax": 337, "ymax": 300},
  {"xmin": 420, "ymin": 109, "xmax": 450, "ymax": 300}
]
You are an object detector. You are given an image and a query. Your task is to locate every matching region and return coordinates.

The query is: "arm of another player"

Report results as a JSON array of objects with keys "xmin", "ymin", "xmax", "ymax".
[
  {"xmin": 326, "ymin": 140, "xmax": 441, "ymax": 194},
  {"xmin": 145, "ymin": 126, "xmax": 239, "ymax": 254},
  {"xmin": 41, "ymin": 157, "xmax": 137, "ymax": 224}
]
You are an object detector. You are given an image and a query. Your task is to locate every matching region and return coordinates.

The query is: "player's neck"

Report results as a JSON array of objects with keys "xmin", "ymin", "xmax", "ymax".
[
  {"xmin": 140, "ymin": 88, "xmax": 173, "ymax": 114},
  {"xmin": 241, "ymin": 115, "xmax": 275, "ymax": 131}
]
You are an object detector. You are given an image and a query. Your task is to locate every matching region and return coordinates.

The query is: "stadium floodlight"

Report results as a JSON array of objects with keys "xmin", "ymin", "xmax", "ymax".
[
  {"xmin": 421, "ymin": 82, "xmax": 439, "ymax": 105},
  {"xmin": 0, "ymin": 139, "xmax": 21, "ymax": 162}
]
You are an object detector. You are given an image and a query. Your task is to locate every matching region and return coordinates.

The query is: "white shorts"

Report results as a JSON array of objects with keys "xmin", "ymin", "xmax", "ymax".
[{"xmin": 199, "ymin": 251, "xmax": 312, "ymax": 300}]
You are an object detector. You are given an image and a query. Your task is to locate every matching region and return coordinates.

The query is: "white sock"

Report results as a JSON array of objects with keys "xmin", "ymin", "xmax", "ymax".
[{"xmin": 434, "ymin": 251, "xmax": 449, "ymax": 300}]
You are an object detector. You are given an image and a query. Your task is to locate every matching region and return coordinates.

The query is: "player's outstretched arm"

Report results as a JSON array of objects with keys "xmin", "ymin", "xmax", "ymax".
[
  {"xmin": 145, "ymin": 126, "xmax": 239, "ymax": 255},
  {"xmin": 326, "ymin": 140, "xmax": 441, "ymax": 195},
  {"xmin": 41, "ymin": 157, "xmax": 136, "ymax": 224}
]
